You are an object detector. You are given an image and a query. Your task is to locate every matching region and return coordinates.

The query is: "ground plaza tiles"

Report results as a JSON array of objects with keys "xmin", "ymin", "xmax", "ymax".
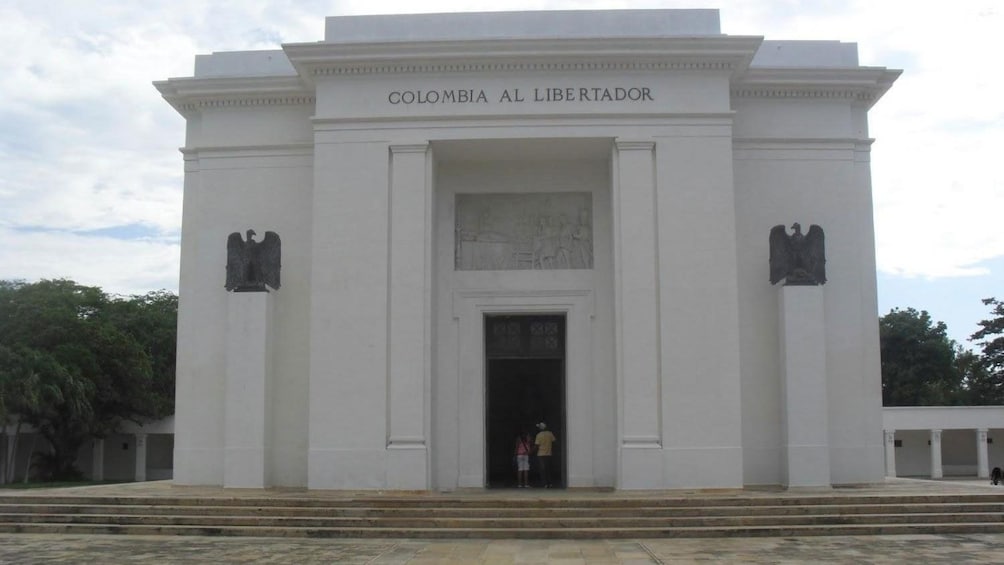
[{"xmin": 156, "ymin": 9, "xmax": 900, "ymax": 491}]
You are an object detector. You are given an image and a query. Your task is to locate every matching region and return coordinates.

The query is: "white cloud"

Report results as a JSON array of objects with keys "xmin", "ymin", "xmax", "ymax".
[{"xmin": 0, "ymin": 227, "xmax": 179, "ymax": 296}]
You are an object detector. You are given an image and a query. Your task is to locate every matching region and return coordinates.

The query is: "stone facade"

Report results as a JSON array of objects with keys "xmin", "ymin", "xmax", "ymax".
[{"xmin": 156, "ymin": 9, "xmax": 899, "ymax": 490}]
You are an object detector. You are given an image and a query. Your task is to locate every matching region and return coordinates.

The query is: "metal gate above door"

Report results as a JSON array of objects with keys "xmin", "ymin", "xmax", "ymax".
[{"xmin": 486, "ymin": 315, "xmax": 565, "ymax": 359}]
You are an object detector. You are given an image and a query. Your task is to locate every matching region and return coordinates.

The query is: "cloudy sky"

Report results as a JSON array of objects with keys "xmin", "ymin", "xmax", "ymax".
[{"xmin": 1, "ymin": 1, "xmax": 1001, "ymax": 346}]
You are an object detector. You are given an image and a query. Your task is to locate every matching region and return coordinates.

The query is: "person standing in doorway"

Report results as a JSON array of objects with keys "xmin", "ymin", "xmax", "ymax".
[
  {"xmin": 514, "ymin": 431, "xmax": 532, "ymax": 488},
  {"xmin": 534, "ymin": 422, "xmax": 557, "ymax": 488}
]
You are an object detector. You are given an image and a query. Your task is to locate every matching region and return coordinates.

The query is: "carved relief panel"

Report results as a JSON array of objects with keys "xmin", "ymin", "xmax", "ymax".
[{"xmin": 455, "ymin": 193, "xmax": 593, "ymax": 271}]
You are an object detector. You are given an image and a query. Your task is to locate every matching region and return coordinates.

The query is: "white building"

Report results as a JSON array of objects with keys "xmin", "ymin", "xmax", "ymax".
[
  {"xmin": 155, "ymin": 9, "xmax": 900, "ymax": 490},
  {"xmin": 883, "ymin": 407, "xmax": 1004, "ymax": 479}
]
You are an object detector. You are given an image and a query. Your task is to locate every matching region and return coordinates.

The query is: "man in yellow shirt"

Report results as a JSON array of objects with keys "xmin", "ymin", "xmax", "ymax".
[{"xmin": 534, "ymin": 422, "xmax": 557, "ymax": 488}]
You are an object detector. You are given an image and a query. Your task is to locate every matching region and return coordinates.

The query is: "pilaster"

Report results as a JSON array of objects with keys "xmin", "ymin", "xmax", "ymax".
[
  {"xmin": 612, "ymin": 140, "xmax": 662, "ymax": 488},
  {"xmin": 225, "ymin": 291, "xmax": 273, "ymax": 488},
  {"xmin": 778, "ymin": 284, "xmax": 830, "ymax": 488},
  {"xmin": 386, "ymin": 143, "xmax": 432, "ymax": 489}
]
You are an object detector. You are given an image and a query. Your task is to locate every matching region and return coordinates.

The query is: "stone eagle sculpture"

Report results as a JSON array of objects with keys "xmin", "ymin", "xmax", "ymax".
[
  {"xmin": 225, "ymin": 229, "xmax": 281, "ymax": 292},
  {"xmin": 769, "ymin": 223, "xmax": 826, "ymax": 286}
]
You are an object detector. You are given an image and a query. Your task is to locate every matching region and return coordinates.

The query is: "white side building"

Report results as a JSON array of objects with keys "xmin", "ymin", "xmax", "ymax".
[{"xmin": 155, "ymin": 9, "xmax": 900, "ymax": 490}]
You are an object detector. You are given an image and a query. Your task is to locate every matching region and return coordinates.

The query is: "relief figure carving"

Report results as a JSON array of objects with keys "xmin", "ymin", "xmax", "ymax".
[{"xmin": 455, "ymin": 193, "xmax": 593, "ymax": 271}]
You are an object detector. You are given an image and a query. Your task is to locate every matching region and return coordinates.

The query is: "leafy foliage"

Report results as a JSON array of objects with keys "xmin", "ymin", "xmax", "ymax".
[
  {"xmin": 968, "ymin": 297, "xmax": 1004, "ymax": 404},
  {"xmin": 879, "ymin": 308, "xmax": 962, "ymax": 406},
  {"xmin": 0, "ymin": 280, "xmax": 177, "ymax": 480}
]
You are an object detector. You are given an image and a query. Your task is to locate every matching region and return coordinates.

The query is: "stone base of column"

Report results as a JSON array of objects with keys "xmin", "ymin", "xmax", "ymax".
[
  {"xmin": 977, "ymin": 429, "xmax": 989, "ymax": 479},
  {"xmin": 91, "ymin": 439, "xmax": 105, "ymax": 482},
  {"xmin": 134, "ymin": 434, "xmax": 147, "ymax": 482},
  {"xmin": 778, "ymin": 284, "xmax": 830, "ymax": 488},
  {"xmin": 884, "ymin": 430, "xmax": 897, "ymax": 477},
  {"xmin": 387, "ymin": 443, "xmax": 429, "ymax": 489},
  {"xmin": 930, "ymin": 429, "xmax": 943, "ymax": 479},
  {"xmin": 224, "ymin": 291, "xmax": 273, "ymax": 488}
]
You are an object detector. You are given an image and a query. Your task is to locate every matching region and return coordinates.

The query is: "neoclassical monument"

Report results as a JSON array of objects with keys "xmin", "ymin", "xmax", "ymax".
[{"xmin": 156, "ymin": 9, "xmax": 899, "ymax": 490}]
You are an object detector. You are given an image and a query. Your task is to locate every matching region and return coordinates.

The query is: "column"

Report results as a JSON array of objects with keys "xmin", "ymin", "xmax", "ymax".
[
  {"xmin": 134, "ymin": 433, "xmax": 147, "ymax": 482},
  {"xmin": 386, "ymin": 143, "xmax": 431, "ymax": 489},
  {"xmin": 3, "ymin": 433, "xmax": 15, "ymax": 484},
  {"xmin": 778, "ymin": 284, "xmax": 830, "ymax": 488},
  {"xmin": 612, "ymin": 140, "xmax": 662, "ymax": 488},
  {"xmin": 977, "ymin": 429, "xmax": 989, "ymax": 479},
  {"xmin": 883, "ymin": 430, "xmax": 897, "ymax": 478},
  {"xmin": 224, "ymin": 291, "xmax": 273, "ymax": 488},
  {"xmin": 91, "ymin": 439, "xmax": 105, "ymax": 482},
  {"xmin": 930, "ymin": 429, "xmax": 943, "ymax": 479}
]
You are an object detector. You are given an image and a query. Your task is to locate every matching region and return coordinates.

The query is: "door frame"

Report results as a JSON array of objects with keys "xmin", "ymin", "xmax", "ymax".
[{"xmin": 449, "ymin": 289, "xmax": 593, "ymax": 488}]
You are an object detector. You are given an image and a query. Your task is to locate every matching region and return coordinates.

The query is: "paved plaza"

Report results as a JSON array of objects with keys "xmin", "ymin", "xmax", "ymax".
[{"xmin": 1, "ymin": 532, "xmax": 1004, "ymax": 563}]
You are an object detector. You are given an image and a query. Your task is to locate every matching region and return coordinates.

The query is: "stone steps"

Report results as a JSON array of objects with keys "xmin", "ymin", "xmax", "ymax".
[
  {"xmin": 0, "ymin": 492, "xmax": 1002, "ymax": 538},
  {"xmin": 5, "ymin": 503, "xmax": 1003, "ymax": 521},
  {"xmin": 3, "ymin": 522, "xmax": 1004, "ymax": 539},
  {"xmin": 2, "ymin": 511, "xmax": 1003, "ymax": 528}
]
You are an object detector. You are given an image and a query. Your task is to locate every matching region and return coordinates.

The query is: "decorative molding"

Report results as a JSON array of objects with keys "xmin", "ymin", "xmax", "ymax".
[
  {"xmin": 615, "ymin": 140, "xmax": 655, "ymax": 151},
  {"xmin": 733, "ymin": 137, "xmax": 872, "ymax": 147},
  {"xmin": 180, "ymin": 143, "xmax": 314, "ymax": 158},
  {"xmin": 155, "ymin": 76, "xmax": 313, "ymax": 116},
  {"xmin": 311, "ymin": 113, "xmax": 735, "ymax": 128},
  {"xmin": 312, "ymin": 60, "xmax": 737, "ymax": 77},
  {"xmin": 732, "ymin": 87, "xmax": 864, "ymax": 100},
  {"xmin": 283, "ymin": 36, "xmax": 763, "ymax": 81},
  {"xmin": 451, "ymin": 288, "xmax": 593, "ymax": 320},
  {"xmin": 172, "ymin": 96, "xmax": 315, "ymax": 113},
  {"xmin": 622, "ymin": 436, "xmax": 662, "ymax": 448},
  {"xmin": 389, "ymin": 143, "xmax": 429, "ymax": 154},
  {"xmin": 731, "ymin": 67, "xmax": 901, "ymax": 107},
  {"xmin": 387, "ymin": 436, "xmax": 427, "ymax": 449}
]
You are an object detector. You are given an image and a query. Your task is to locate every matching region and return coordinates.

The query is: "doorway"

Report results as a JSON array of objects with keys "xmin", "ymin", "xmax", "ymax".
[{"xmin": 484, "ymin": 314, "xmax": 566, "ymax": 488}]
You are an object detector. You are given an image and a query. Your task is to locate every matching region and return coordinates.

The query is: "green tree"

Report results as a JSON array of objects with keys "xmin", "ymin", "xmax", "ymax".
[
  {"xmin": 968, "ymin": 297, "xmax": 1004, "ymax": 404},
  {"xmin": 954, "ymin": 349, "xmax": 999, "ymax": 405},
  {"xmin": 0, "ymin": 280, "xmax": 177, "ymax": 480},
  {"xmin": 879, "ymin": 308, "xmax": 962, "ymax": 406},
  {"xmin": 101, "ymin": 290, "xmax": 177, "ymax": 419}
]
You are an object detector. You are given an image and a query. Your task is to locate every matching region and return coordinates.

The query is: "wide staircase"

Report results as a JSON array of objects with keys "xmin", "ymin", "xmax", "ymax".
[{"xmin": 1, "ymin": 490, "xmax": 1003, "ymax": 538}]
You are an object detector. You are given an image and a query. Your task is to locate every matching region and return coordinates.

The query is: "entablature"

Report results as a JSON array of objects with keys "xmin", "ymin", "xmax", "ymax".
[
  {"xmin": 154, "ymin": 75, "xmax": 313, "ymax": 117},
  {"xmin": 732, "ymin": 66, "xmax": 901, "ymax": 106},
  {"xmin": 282, "ymin": 36, "xmax": 764, "ymax": 81}
]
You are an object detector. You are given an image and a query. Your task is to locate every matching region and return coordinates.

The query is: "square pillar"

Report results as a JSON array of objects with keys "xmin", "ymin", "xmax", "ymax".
[
  {"xmin": 612, "ymin": 140, "xmax": 662, "ymax": 488},
  {"xmin": 930, "ymin": 429, "xmax": 943, "ymax": 479},
  {"xmin": 91, "ymin": 439, "xmax": 105, "ymax": 481},
  {"xmin": 977, "ymin": 429, "xmax": 989, "ymax": 479},
  {"xmin": 308, "ymin": 139, "xmax": 390, "ymax": 489},
  {"xmin": 778, "ymin": 284, "xmax": 830, "ymax": 488},
  {"xmin": 225, "ymin": 291, "xmax": 273, "ymax": 488},
  {"xmin": 883, "ymin": 430, "xmax": 896, "ymax": 478},
  {"xmin": 386, "ymin": 143, "xmax": 432, "ymax": 489},
  {"xmin": 134, "ymin": 433, "xmax": 147, "ymax": 482}
]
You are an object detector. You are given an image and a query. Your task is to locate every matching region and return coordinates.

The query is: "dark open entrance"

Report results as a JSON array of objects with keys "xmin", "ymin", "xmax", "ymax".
[{"xmin": 484, "ymin": 314, "xmax": 565, "ymax": 488}]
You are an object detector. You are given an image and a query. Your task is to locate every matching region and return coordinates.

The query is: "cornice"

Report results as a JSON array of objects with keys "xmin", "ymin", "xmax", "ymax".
[
  {"xmin": 732, "ymin": 66, "xmax": 901, "ymax": 107},
  {"xmin": 733, "ymin": 137, "xmax": 875, "ymax": 147},
  {"xmin": 282, "ymin": 36, "xmax": 763, "ymax": 81},
  {"xmin": 154, "ymin": 75, "xmax": 314, "ymax": 117},
  {"xmin": 180, "ymin": 143, "xmax": 314, "ymax": 157}
]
